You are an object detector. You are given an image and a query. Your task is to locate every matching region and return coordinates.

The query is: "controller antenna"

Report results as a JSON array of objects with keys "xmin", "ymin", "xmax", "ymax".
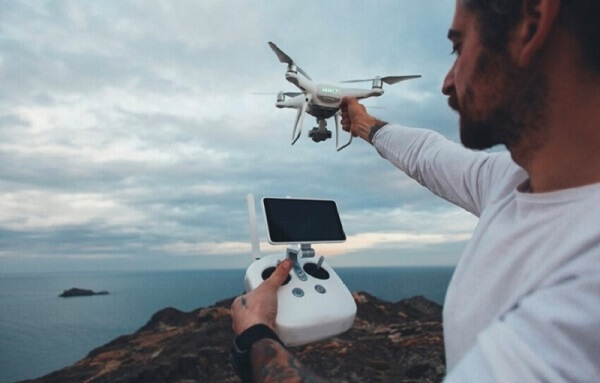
[{"xmin": 247, "ymin": 194, "xmax": 262, "ymax": 260}]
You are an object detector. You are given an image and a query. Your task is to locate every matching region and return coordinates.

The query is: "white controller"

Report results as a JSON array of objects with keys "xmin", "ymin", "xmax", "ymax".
[{"xmin": 244, "ymin": 249, "xmax": 357, "ymax": 346}]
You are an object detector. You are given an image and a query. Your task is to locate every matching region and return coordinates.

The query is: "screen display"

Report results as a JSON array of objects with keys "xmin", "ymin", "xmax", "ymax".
[{"xmin": 263, "ymin": 198, "xmax": 346, "ymax": 244}]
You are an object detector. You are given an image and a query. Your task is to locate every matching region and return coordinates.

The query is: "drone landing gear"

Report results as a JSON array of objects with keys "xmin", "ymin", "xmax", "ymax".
[{"xmin": 308, "ymin": 120, "xmax": 332, "ymax": 143}]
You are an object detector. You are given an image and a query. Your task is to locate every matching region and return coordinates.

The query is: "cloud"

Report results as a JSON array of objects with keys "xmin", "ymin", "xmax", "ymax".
[
  {"xmin": 0, "ymin": 0, "xmax": 477, "ymax": 272},
  {"xmin": 317, "ymin": 231, "xmax": 472, "ymax": 257},
  {"xmin": 0, "ymin": 190, "xmax": 143, "ymax": 230}
]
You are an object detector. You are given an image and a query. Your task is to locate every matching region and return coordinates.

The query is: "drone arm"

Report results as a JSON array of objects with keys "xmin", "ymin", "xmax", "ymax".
[
  {"xmin": 292, "ymin": 95, "xmax": 310, "ymax": 145},
  {"xmin": 335, "ymin": 111, "xmax": 352, "ymax": 151},
  {"xmin": 277, "ymin": 94, "xmax": 306, "ymax": 109},
  {"xmin": 341, "ymin": 88, "xmax": 384, "ymax": 100}
]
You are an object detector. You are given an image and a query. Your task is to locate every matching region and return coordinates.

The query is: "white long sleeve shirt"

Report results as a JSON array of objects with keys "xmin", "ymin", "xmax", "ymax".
[{"xmin": 373, "ymin": 125, "xmax": 600, "ymax": 382}]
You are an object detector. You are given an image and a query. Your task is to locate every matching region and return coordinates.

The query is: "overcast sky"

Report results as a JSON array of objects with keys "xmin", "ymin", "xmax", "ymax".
[{"xmin": 0, "ymin": 0, "xmax": 484, "ymax": 272}]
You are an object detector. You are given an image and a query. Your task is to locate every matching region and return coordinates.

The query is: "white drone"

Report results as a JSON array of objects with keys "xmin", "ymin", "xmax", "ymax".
[{"xmin": 267, "ymin": 41, "xmax": 421, "ymax": 151}]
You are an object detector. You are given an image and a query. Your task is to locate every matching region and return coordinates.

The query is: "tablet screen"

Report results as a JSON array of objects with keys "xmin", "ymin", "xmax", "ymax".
[{"xmin": 262, "ymin": 198, "xmax": 346, "ymax": 244}]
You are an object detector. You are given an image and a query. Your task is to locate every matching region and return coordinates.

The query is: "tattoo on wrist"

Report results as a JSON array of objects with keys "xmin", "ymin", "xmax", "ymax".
[
  {"xmin": 368, "ymin": 120, "xmax": 387, "ymax": 144},
  {"xmin": 241, "ymin": 296, "xmax": 248, "ymax": 308}
]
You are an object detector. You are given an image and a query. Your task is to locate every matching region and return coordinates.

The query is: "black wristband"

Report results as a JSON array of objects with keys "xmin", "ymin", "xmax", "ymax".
[
  {"xmin": 230, "ymin": 324, "xmax": 284, "ymax": 382},
  {"xmin": 367, "ymin": 121, "xmax": 388, "ymax": 144}
]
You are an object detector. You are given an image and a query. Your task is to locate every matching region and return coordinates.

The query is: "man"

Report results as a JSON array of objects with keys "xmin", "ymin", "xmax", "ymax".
[{"xmin": 230, "ymin": 0, "xmax": 600, "ymax": 381}]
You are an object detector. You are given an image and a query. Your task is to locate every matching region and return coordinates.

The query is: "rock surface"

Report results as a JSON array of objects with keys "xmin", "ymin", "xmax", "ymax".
[
  {"xmin": 22, "ymin": 292, "xmax": 445, "ymax": 382},
  {"xmin": 59, "ymin": 288, "xmax": 109, "ymax": 298}
]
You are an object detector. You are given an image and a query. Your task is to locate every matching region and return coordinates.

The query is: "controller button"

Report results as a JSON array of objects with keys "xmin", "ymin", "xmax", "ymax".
[
  {"xmin": 292, "ymin": 288, "xmax": 304, "ymax": 297},
  {"xmin": 315, "ymin": 285, "xmax": 326, "ymax": 294}
]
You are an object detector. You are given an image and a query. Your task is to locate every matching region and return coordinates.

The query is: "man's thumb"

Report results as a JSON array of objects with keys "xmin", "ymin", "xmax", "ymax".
[{"xmin": 266, "ymin": 258, "xmax": 292, "ymax": 288}]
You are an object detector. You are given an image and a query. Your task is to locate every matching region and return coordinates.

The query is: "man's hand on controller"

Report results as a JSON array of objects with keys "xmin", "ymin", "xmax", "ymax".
[
  {"xmin": 231, "ymin": 258, "xmax": 293, "ymax": 335},
  {"xmin": 340, "ymin": 97, "xmax": 386, "ymax": 143}
]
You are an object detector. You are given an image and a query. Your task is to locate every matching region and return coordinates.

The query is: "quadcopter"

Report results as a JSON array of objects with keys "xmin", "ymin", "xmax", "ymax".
[{"xmin": 266, "ymin": 41, "xmax": 421, "ymax": 151}]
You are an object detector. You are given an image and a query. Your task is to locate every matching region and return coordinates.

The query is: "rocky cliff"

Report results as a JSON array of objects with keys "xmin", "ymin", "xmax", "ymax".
[{"xmin": 21, "ymin": 292, "xmax": 445, "ymax": 383}]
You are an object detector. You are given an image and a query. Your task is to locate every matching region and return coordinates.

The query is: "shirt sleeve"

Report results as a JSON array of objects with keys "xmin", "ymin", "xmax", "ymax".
[
  {"xmin": 372, "ymin": 124, "xmax": 520, "ymax": 217},
  {"xmin": 444, "ymin": 266, "xmax": 600, "ymax": 382}
]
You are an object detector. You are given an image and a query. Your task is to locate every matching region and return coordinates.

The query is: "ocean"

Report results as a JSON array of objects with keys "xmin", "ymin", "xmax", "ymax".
[{"xmin": 0, "ymin": 267, "xmax": 454, "ymax": 383}]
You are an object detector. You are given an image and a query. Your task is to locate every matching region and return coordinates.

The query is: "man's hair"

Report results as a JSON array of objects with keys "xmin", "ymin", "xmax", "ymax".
[{"xmin": 461, "ymin": 0, "xmax": 600, "ymax": 72}]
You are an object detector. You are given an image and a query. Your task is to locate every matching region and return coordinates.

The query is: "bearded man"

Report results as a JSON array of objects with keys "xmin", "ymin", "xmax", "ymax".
[{"xmin": 230, "ymin": 0, "xmax": 600, "ymax": 381}]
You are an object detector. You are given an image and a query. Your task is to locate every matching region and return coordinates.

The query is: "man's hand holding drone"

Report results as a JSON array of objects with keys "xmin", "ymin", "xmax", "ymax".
[{"xmin": 340, "ymin": 97, "xmax": 387, "ymax": 144}]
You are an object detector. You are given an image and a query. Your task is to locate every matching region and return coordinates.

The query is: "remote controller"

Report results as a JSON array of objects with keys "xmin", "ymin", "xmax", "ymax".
[{"xmin": 244, "ymin": 195, "xmax": 357, "ymax": 346}]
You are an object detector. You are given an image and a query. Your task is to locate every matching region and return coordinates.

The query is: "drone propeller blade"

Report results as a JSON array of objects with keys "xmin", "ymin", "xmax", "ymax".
[
  {"xmin": 341, "ymin": 75, "xmax": 421, "ymax": 84},
  {"xmin": 268, "ymin": 41, "xmax": 312, "ymax": 80},
  {"xmin": 340, "ymin": 79, "xmax": 373, "ymax": 84},
  {"xmin": 296, "ymin": 67, "xmax": 312, "ymax": 81},
  {"xmin": 381, "ymin": 75, "xmax": 422, "ymax": 84},
  {"xmin": 250, "ymin": 92, "xmax": 303, "ymax": 97},
  {"xmin": 268, "ymin": 42, "xmax": 293, "ymax": 64}
]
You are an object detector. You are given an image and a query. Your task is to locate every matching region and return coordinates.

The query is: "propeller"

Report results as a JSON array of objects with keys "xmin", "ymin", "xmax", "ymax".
[
  {"xmin": 341, "ymin": 75, "xmax": 421, "ymax": 84},
  {"xmin": 250, "ymin": 92, "xmax": 303, "ymax": 97},
  {"xmin": 268, "ymin": 41, "xmax": 312, "ymax": 80}
]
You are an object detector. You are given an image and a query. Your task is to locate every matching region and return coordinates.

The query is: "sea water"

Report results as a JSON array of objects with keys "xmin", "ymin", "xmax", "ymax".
[{"xmin": 0, "ymin": 267, "xmax": 454, "ymax": 382}]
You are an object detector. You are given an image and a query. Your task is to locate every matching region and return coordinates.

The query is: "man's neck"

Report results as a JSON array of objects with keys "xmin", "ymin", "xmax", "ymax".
[{"xmin": 510, "ymin": 71, "xmax": 600, "ymax": 193}]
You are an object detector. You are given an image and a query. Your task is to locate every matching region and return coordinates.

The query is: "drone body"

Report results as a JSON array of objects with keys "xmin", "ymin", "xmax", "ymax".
[{"xmin": 268, "ymin": 42, "xmax": 421, "ymax": 151}]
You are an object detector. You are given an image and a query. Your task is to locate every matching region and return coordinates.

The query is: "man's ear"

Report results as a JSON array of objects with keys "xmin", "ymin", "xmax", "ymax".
[{"xmin": 515, "ymin": 0, "xmax": 560, "ymax": 67}]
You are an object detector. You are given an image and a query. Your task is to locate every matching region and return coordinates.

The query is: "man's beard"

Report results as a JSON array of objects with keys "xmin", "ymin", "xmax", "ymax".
[{"xmin": 452, "ymin": 49, "xmax": 548, "ymax": 151}]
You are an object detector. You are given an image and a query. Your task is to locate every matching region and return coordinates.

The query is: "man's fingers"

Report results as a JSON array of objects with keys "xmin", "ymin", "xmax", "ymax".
[
  {"xmin": 265, "ymin": 258, "xmax": 292, "ymax": 288},
  {"xmin": 340, "ymin": 97, "xmax": 348, "ymax": 109},
  {"xmin": 341, "ymin": 96, "xmax": 357, "ymax": 110},
  {"xmin": 341, "ymin": 97, "xmax": 359, "ymax": 133},
  {"xmin": 341, "ymin": 117, "xmax": 350, "ymax": 132},
  {"xmin": 348, "ymin": 98, "xmax": 366, "ymax": 115}
]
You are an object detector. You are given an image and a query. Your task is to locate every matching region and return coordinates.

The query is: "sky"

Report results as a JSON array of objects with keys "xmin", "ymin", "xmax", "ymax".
[{"xmin": 0, "ymin": 0, "xmax": 483, "ymax": 272}]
